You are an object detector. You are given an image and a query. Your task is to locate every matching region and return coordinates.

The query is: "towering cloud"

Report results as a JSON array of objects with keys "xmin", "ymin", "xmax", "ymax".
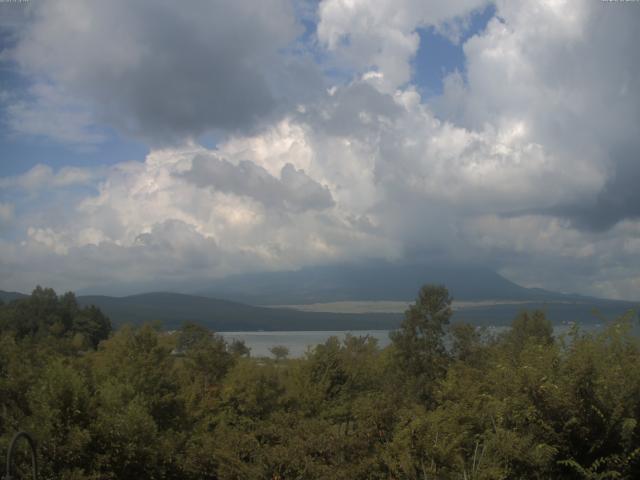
[
  {"xmin": 317, "ymin": 0, "xmax": 489, "ymax": 90},
  {"xmin": 1, "ymin": 0, "xmax": 639, "ymax": 299}
]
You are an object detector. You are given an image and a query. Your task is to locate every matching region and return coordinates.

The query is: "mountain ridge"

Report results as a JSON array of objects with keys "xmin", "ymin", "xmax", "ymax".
[
  {"xmin": 2, "ymin": 262, "xmax": 637, "ymax": 330},
  {"xmin": 75, "ymin": 292, "xmax": 400, "ymax": 331},
  {"xmin": 195, "ymin": 262, "xmax": 630, "ymax": 305},
  {"xmin": 2, "ymin": 288, "xmax": 636, "ymax": 332}
]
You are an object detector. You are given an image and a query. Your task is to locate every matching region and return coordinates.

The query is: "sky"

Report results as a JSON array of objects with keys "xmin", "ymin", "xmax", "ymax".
[{"xmin": 0, "ymin": 0, "xmax": 639, "ymax": 300}]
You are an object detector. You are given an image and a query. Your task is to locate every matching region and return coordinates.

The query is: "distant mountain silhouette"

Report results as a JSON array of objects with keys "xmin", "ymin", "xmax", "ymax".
[
  {"xmin": 195, "ymin": 261, "xmax": 597, "ymax": 305},
  {"xmin": 73, "ymin": 290, "xmax": 640, "ymax": 329},
  {"xmin": 0, "ymin": 290, "xmax": 28, "ymax": 303},
  {"xmin": 2, "ymin": 261, "xmax": 637, "ymax": 331}
]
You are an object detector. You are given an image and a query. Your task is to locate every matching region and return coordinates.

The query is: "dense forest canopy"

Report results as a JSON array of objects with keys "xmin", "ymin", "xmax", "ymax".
[
  {"xmin": 1, "ymin": 286, "xmax": 639, "ymax": 479},
  {"xmin": 0, "ymin": 286, "xmax": 111, "ymax": 348}
]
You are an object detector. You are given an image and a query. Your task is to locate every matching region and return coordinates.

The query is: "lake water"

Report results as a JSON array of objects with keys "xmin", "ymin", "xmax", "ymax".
[
  {"xmin": 221, "ymin": 330, "xmax": 392, "ymax": 358},
  {"xmin": 220, "ymin": 324, "xmax": 607, "ymax": 358}
]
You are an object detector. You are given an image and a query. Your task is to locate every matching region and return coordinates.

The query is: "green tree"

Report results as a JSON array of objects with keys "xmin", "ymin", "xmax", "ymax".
[
  {"xmin": 390, "ymin": 284, "xmax": 453, "ymax": 402},
  {"xmin": 26, "ymin": 360, "xmax": 93, "ymax": 479},
  {"xmin": 0, "ymin": 287, "xmax": 111, "ymax": 347},
  {"xmin": 228, "ymin": 339, "xmax": 251, "ymax": 358},
  {"xmin": 269, "ymin": 345, "xmax": 289, "ymax": 361},
  {"xmin": 504, "ymin": 310, "xmax": 553, "ymax": 357}
]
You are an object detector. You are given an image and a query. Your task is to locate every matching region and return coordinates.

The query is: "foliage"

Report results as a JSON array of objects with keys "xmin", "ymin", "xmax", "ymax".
[
  {"xmin": 269, "ymin": 345, "xmax": 290, "ymax": 361},
  {"xmin": 390, "ymin": 284, "xmax": 453, "ymax": 403},
  {"xmin": 0, "ymin": 286, "xmax": 111, "ymax": 348},
  {"xmin": 1, "ymin": 286, "xmax": 639, "ymax": 479}
]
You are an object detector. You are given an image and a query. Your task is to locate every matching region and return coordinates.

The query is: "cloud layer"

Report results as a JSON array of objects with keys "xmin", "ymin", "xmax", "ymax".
[
  {"xmin": 9, "ymin": 0, "xmax": 305, "ymax": 143},
  {"xmin": 1, "ymin": 0, "xmax": 640, "ymax": 299}
]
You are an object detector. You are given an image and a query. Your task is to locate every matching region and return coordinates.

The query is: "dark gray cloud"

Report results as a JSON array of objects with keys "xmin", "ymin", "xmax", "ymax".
[
  {"xmin": 11, "ymin": 0, "xmax": 309, "ymax": 143},
  {"xmin": 540, "ymin": 145, "xmax": 640, "ymax": 231},
  {"xmin": 182, "ymin": 154, "xmax": 334, "ymax": 212},
  {"xmin": 0, "ymin": 1, "xmax": 32, "ymax": 30}
]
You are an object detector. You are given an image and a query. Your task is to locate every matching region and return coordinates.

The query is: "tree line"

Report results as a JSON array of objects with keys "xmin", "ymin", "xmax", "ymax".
[{"xmin": 1, "ymin": 285, "xmax": 639, "ymax": 479}]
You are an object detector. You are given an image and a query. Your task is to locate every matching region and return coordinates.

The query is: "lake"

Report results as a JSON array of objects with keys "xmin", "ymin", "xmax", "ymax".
[
  {"xmin": 220, "ymin": 324, "xmax": 607, "ymax": 358},
  {"xmin": 220, "ymin": 330, "xmax": 393, "ymax": 358}
]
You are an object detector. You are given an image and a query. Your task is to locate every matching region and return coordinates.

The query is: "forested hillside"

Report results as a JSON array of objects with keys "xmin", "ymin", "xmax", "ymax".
[
  {"xmin": 1, "ymin": 286, "xmax": 639, "ymax": 479},
  {"xmin": 75, "ymin": 292, "xmax": 400, "ymax": 331}
]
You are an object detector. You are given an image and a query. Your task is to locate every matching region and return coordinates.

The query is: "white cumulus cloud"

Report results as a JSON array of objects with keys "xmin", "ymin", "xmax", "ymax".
[{"xmin": 1, "ymin": 0, "xmax": 640, "ymax": 300}]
